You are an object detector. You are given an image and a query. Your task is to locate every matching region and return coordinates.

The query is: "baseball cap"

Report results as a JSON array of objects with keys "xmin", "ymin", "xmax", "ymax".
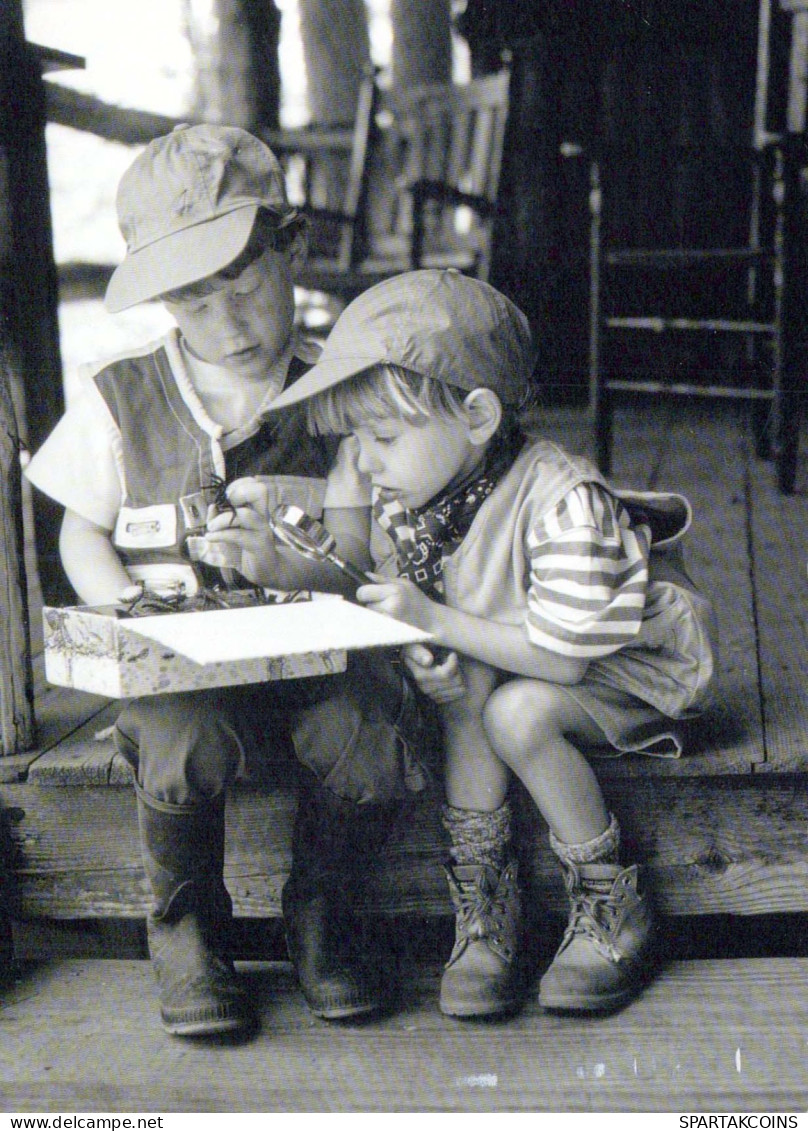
[
  {"xmin": 268, "ymin": 269, "xmax": 536, "ymax": 410},
  {"xmin": 105, "ymin": 123, "xmax": 297, "ymax": 312}
]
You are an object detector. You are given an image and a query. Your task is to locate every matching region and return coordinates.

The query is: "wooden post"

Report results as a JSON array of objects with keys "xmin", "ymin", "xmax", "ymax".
[
  {"xmin": 0, "ymin": 353, "xmax": 34, "ymax": 755},
  {"xmin": 1, "ymin": 5, "xmax": 77, "ymax": 606},
  {"xmin": 298, "ymin": 0, "xmax": 371, "ymax": 221},
  {"xmin": 390, "ymin": 0, "xmax": 452, "ymax": 89},
  {"xmin": 183, "ymin": 0, "xmax": 282, "ymax": 131}
]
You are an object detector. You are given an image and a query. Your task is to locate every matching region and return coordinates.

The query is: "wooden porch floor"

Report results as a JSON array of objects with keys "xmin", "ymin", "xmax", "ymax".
[{"xmin": 2, "ymin": 956, "xmax": 808, "ymax": 1111}]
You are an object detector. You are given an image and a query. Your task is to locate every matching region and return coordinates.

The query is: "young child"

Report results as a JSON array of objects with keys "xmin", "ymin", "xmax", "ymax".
[
  {"xmin": 268, "ymin": 269, "xmax": 718, "ymax": 1018},
  {"xmin": 25, "ymin": 125, "xmax": 424, "ymax": 1038}
]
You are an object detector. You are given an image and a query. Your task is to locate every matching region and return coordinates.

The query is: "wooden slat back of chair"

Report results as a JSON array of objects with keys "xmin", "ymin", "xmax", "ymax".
[
  {"xmin": 265, "ymin": 68, "xmax": 379, "ymax": 276},
  {"xmin": 383, "ymin": 70, "xmax": 510, "ymax": 280},
  {"xmin": 334, "ymin": 69, "xmax": 378, "ymax": 270}
]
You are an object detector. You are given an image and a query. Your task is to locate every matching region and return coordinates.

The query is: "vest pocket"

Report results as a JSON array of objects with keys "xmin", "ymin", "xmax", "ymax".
[{"xmin": 114, "ymin": 504, "xmax": 178, "ymax": 550}]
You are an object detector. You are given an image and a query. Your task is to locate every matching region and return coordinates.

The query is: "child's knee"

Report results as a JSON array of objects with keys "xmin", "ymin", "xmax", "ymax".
[
  {"xmin": 484, "ymin": 679, "xmax": 567, "ymax": 750},
  {"xmin": 115, "ymin": 692, "xmax": 244, "ymax": 803}
]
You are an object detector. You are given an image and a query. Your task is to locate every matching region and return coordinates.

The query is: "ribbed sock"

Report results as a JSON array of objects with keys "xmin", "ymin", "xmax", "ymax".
[
  {"xmin": 441, "ymin": 801, "xmax": 512, "ymax": 872},
  {"xmin": 549, "ymin": 812, "xmax": 621, "ymax": 866}
]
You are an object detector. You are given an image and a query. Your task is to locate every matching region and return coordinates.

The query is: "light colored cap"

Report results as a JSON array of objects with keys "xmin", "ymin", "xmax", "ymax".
[
  {"xmin": 269, "ymin": 269, "xmax": 535, "ymax": 409},
  {"xmin": 105, "ymin": 123, "xmax": 296, "ymax": 312}
]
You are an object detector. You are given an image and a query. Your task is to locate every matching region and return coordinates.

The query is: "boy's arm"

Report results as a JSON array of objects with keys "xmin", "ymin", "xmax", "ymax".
[
  {"xmin": 357, "ymin": 577, "xmax": 589, "ymax": 685},
  {"xmin": 59, "ymin": 509, "xmax": 133, "ymax": 606},
  {"xmin": 427, "ymin": 603, "xmax": 589, "ymax": 684}
]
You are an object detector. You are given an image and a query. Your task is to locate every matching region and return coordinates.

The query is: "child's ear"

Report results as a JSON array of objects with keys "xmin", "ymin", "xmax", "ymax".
[{"xmin": 463, "ymin": 388, "xmax": 502, "ymax": 446}]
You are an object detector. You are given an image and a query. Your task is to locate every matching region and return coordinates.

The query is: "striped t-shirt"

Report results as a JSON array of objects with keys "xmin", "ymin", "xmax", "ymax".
[{"xmin": 525, "ymin": 483, "xmax": 651, "ymax": 659}]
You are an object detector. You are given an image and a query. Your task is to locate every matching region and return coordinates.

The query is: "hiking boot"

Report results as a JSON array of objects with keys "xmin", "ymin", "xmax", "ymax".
[
  {"xmin": 539, "ymin": 861, "xmax": 655, "ymax": 1013},
  {"xmin": 439, "ymin": 861, "xmax": 521, "ymax": 1018}
]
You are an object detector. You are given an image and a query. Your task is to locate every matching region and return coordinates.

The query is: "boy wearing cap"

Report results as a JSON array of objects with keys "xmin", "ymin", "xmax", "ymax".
[
  {"xmin": 268, "ymin": 269, "xmax": 717, "ymax": 1018},
  {"xmin": 25, "ymin": 125, "xmax": 423, "ymax": 1038}
]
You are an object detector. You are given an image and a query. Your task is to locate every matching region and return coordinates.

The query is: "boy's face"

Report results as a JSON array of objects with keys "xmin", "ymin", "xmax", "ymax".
[
  {"xmin": 352, "ymin": 412, "xmax": 482, "ymax": 510},
  {"xmin": 162, "ymin": 237, "xmax": 302, "ymax": 381}
]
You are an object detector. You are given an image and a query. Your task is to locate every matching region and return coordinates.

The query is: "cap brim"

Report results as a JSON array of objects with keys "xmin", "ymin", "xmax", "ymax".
[
  {"xmin": 105, "ymin": 206, "xmax": 263, "ymax": 312},
  {"xmin": 270, "ymin": 351, "xmax": 385, "ymax": 411}
]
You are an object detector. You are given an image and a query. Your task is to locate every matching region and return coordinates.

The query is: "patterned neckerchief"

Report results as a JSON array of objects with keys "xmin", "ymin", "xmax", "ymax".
[{"xmin": 372, "ymin": 431, "xmax": 523, "ymax": 601}]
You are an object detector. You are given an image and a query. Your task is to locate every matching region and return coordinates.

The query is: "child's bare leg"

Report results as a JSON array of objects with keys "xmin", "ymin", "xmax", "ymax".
[
  {"xmin": 482, "ymin": 678, "xmax": 609, "ymax": 844},
  {"xmin": 483, "ymin": 678, "xmax": 655, "ymax": 1014},
  {"xmin": 441, "ymin": 658, "xmax": 508, "ymax": 811}
]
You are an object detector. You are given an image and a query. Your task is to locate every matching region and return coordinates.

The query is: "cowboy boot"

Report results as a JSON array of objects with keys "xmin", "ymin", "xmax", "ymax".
[
  {"xmin": 137, "ymin": 791, "xmax": 253, "ymax": 1037},
  {"xmin": 282, "ymin": 783, "xmax": 396, "ymax": 1019},
  {"xmin": 439, "ymin": 859, "xmax": 522, "ymax": 1017},
  {"xmin": 539, "ymin": 860, "xmax": 656, "ymax": 1013}
]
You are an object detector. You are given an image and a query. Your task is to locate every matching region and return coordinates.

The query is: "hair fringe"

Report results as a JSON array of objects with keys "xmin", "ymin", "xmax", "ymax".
[
  {"xmin": 306, "ymin": 364, "xmax": 533, "ymax": 446},
  {"xmin": 306, "ymin": 365, "xmax": 469, "ymax": 435}
]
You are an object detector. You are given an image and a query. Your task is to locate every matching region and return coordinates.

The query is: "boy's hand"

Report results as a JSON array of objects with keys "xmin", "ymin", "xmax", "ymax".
[
  {"xmin": 201, "ymin": 477, "xmax": 280, "ymax": 576},
  {"xmin": 402, "ymin": 643, "xmax": 466, "ymax": 703},
  {"xmin": 355, "ymin": 575, "xmax": 437, "ymax": 634}
]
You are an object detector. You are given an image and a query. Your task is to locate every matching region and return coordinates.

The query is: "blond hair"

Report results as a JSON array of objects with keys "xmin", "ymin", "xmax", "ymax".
[{"xmin": 307, "ymin": 364, "xmax": 479, "ymax": 436}]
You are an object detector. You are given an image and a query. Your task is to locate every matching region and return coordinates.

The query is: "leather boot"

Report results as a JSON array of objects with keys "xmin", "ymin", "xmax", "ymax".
[
  {"xmin": 137, "ymin": 793, "xmax": 253, "ymax": 1037},
  {"xmin": 439, "ymin": 861, "xmax": 522, "ymax": 1017},
  {"xmin": 539, "ymin": 861, "xmax": 655, "ymax": 1013},
  {"xmin": 282, "ymin": 785, "xmax": 393, "ymax": 1019}
]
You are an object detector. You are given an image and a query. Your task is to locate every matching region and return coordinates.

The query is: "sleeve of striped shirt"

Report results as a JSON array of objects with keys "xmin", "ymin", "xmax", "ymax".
[{"xmin": 525, "ymin": 482, "xmax": 651, "ymax": 659}]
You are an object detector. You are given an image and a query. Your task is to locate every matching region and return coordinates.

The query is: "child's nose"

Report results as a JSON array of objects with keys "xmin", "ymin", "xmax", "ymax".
[
  {"xmin": 214, "ymin": 292, "xmax": 247, "ymax": 332},
  {"xmin": 355, "ymin": 444, "xmax": 380, "ymax": 475}
]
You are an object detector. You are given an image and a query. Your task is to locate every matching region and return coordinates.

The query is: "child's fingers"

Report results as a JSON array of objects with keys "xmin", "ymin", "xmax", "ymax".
[
  {"xmin": 222, "ymin": 477, "xmax": 265, "ymax": 506},
  {"xmin": 430, "ymin": 684, "xmax": 468, "ymax": 704},
  {"xmin": 192, "ymin": 538, "xmax": 242, "ymax": 569},
  {"xmin": 403, "ymin": 642, "xmax": 435, "ymax": 667},
  {"xmin": 206, "ymin": 508, "xmax": 240, "ymax": 532},
  {"xmin": 402, "ymin": 656, "xmax": 466, "ymax": 703},
  {"xmin": 403, "ymin": 648, "xmax": 461, "ymax": 682},
  {"xmin": 218, "ymin": 478, "xmax": 271, "ymax": 521},
  {"xmin": 430, "ymin": 649, "xmax": 459, "ymax": 674},
  {"xmin": 354, "ymin": 581, "xmax": 394, "ymax": 606},
  {"xmin": 206, "ymin": 500, "xmax": 267, "ymax": 534}
]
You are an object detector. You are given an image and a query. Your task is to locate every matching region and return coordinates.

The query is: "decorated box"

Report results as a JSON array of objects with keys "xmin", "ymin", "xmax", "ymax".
[{"xmin": 43, "ymin": 593, "xmax": 432, "ymax": 698}]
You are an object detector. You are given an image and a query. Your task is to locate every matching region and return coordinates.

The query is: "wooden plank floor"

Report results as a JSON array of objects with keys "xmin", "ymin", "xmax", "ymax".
[{"xmin": 2, "ymin": 956, "xmax": 808, "ymax": 1111}]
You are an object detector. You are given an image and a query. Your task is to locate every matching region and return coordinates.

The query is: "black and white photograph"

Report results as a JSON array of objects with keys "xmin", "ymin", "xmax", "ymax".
[{"xmin": 0, "ymin": 0, "xmax": 807, "ymax": 1119}]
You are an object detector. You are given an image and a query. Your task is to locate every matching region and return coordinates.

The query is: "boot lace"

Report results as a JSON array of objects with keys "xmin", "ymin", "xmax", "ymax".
[
  {"xmin": 561, "ymin": 880, "xmax": 625, "ymax": 964},
  {"xmin": 449, "ymin": 867, "xmax": 517, "ymax": 963}
]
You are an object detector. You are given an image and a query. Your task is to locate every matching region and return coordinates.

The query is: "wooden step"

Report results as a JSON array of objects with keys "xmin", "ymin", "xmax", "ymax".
[
  {"xmin": 5, "ymin": 730, "xmax": 808, "ymax": 920},
  {"xmin": 2, "ymin": 956, "xmax": 808, "ymax": 1111}
]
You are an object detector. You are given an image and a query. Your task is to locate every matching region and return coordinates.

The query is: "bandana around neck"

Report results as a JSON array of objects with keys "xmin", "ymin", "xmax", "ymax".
[{"xmin": 372, "ymin": 431, "xmax": 522, "ymax": 600}]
